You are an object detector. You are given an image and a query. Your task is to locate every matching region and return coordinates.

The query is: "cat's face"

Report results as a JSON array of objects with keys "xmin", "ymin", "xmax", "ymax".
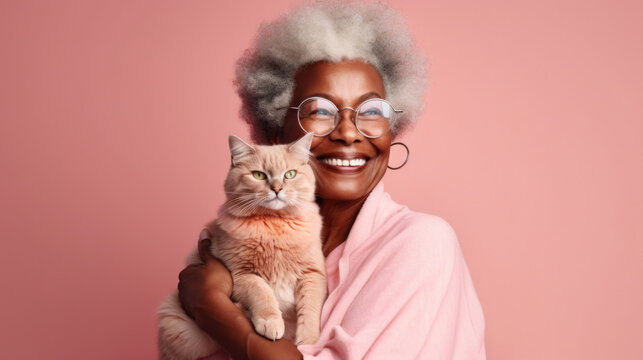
[{"xmin": 223, "ymin": 134, "xmax": 316, "ymax": 216}]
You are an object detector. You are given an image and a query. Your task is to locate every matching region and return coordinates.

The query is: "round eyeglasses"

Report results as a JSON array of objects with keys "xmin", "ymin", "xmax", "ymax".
[{"xmin": 285, "ymin": 97, "xmax": 403, "ymax": 139}]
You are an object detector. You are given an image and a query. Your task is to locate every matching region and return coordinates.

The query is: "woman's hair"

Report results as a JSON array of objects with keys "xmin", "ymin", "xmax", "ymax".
[{"xmin": 234, "ymin": 1, "xmax": 427, "ymax": 144}]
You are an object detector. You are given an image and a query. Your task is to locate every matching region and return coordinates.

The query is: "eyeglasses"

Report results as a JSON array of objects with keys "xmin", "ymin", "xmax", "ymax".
[{"xmin": 284, "ymin": 97, "xmax": 403, "ymax": 139}]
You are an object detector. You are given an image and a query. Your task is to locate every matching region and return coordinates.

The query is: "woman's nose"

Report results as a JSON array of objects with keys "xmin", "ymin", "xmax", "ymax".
[{"xmin": 328, "ymin": 109, "xmax": 360, "ymax": 144}]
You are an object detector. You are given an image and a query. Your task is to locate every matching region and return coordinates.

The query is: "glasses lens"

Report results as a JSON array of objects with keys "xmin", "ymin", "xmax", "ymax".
[
  {"xmin": 298, "ymin": 98, "xmax": 337, "ymax": 136},
  {"xmin": 356, "ymin": 99, "xmax": 392, "ymax": 137}
]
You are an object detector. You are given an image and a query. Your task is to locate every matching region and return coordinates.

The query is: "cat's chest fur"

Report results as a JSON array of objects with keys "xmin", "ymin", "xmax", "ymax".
[
  {"xmin": 208, "ymin": 212, "xmax": 323, "ymax": 315},
  {"xmin": 214, "ymin": 214, "xmax": 319, "ymax": 272}
]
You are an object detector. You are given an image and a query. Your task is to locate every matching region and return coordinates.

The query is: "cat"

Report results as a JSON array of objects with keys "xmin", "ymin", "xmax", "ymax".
[{"xmin": 157, "ymin": 133, "xmax": 327, "ymax": 360}]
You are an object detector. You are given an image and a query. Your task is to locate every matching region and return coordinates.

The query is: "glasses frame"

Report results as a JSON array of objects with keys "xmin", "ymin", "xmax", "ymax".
[{"xmin": 285, "ymin": 96, "xmax": 404, "ymax": 139}]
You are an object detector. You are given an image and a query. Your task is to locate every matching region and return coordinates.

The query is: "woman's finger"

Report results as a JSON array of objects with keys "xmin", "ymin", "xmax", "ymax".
[
  {"xmin": 199, "ymin": 228, "xmax": 211, "ymax": 241},
  {"xmin": 178, "ymin": 263, "xmax": 200, "ymax": 282},
  {"xmin": 198, "ymin": 229, "xmax": 217, "ymax": 264}
]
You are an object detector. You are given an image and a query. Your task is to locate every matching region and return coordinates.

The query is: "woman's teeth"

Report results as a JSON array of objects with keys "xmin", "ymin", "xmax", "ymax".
[{"xmin": 319, "ymin": 158, "xmax": 367, "ymax": 167}]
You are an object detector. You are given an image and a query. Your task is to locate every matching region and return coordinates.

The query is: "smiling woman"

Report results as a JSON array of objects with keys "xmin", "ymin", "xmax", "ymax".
[{"xmin": 173, "ymin": 2, "xmax": 486, "ymax": 360}]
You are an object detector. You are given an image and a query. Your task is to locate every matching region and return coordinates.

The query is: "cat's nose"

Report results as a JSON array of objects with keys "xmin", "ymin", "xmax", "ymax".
[{"xmin": 272, "ymin": 185, "xmax": 282, "ymax": 194}]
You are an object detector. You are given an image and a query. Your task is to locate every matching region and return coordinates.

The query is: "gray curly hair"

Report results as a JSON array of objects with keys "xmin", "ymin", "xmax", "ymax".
[{"xmin": 234, "ymin": 1, "xmax": 427, "ymax": 144}]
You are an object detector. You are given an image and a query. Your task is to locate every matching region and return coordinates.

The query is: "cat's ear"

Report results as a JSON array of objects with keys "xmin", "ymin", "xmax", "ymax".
[
  {"xmin": 229, "ymin": 135, "xmax": 255, "ymax": 166},
  {"xmin": 288, "ymin": 132, "xmax": 314, "ymax": 163}
]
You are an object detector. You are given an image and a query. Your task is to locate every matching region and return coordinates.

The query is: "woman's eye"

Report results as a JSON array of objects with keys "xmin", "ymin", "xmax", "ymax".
[
  {"xmin": 252, "ymin": 171, "xmax": 267, "ymax": 180},
  {"xmin": 284, "ymin": 170, "xmax": 297, "ymax": 179},
  {"xmin": 310, "ymin": 109, "xmax": 332, "ymax": 117},
  {"xmin": 360, "ymin": 108, "xmax": 383, "ymax": 116}
]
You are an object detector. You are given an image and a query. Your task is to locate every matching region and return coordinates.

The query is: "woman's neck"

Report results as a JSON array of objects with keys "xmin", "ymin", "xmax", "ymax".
[{"xmin": 317, "ymin": 197, "xmax": 368, "ymax": 257}]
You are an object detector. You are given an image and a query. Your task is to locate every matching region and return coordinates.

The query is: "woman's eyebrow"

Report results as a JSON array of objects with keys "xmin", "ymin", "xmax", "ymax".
[
  {"xmin": 304, "ymin": 92, "xmax": 383, "ymax": 103},
  {"xmin": 306, "ymin": 93, "xmax": 334, "ymax": 101},
  {"xmin": 358, "ymin": 92, "xmax": 383, "ymax": 102}
]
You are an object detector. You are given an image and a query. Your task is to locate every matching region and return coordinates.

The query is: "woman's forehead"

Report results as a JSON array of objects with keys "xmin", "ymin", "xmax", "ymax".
[{"xmin": 292, "ymin": 60, "xmax": 386, "ymax": 106}]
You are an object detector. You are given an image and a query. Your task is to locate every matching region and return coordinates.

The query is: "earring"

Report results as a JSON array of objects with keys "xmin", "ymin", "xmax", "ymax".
[{"xmin": 387, "ymin": 142, "xmax": 410, "ymax": 170}]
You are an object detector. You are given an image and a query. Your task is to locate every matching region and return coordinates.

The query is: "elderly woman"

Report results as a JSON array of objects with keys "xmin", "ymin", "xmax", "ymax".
[{"xmin": 177, "ymin": 2, "xmax": 485, "ymax": 359}]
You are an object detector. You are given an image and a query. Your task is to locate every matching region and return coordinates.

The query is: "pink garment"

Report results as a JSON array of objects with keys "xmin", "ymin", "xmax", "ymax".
[
  {"xmin": 297, "ymin": 182, "xmax": 486, "ymax": 359},
  {"xmin": 201, "ymin": 182, "xmax": 485, "ymax": 359}
]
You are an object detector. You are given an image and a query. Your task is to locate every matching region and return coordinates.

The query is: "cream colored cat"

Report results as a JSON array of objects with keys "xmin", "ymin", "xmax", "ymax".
[{"xmin": 157, "ymin": 133, "xmax": 326, "ymax": 360}]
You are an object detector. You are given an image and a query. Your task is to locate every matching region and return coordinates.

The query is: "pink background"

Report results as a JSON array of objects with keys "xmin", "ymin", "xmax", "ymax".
[{"xmin": 1, "ymin": 0, "xmax": 642, "ymax": 359}]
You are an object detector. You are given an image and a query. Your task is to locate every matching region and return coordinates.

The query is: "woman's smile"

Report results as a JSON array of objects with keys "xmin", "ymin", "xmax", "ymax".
[{"xmin": 316, "ymin": 152, "xmax": 371, "ymax": 173}]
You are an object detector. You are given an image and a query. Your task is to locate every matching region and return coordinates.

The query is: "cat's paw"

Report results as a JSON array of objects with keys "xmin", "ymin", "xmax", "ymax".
[
  {"xmin": 252, "ymin": 315, "xmax": 285, "ymax": 341},
  {"xmin": 295, "ymin": 324, "xmax": 320, "ymax": 345}
]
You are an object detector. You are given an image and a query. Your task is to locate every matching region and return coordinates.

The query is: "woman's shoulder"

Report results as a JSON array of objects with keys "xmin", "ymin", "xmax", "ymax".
[
  {"xmin": 397, "ymin": 209, "xmax": 457, "ymax": 237},
  {"xmin": 366, "ymin": 199, "xmax": 464, "ymax": 271},
  {"xmin": 382, "ymin": 206, "xmax": 459, "ymax": 254},
  {"xmin": 354, "ymin": 186, "xmax": 463, "ymax": 275},
  {"xmin": 370, "ymin": 186, "xmax": 458, "ymax": 249}
]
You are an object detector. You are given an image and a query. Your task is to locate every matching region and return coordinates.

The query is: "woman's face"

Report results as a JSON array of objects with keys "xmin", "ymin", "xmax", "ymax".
[{"xmin": 280, "ymin": 60, "xmax": 392, "ymax": 201}]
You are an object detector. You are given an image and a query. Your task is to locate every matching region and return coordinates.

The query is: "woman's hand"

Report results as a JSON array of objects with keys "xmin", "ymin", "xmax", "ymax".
[
  {"xmin": 177, "ymin": 230, "xmax": 303, "ymax": 360},
  {"xmin": 177, "ymin": 229, "xmax": 233, "ymax": 320}
]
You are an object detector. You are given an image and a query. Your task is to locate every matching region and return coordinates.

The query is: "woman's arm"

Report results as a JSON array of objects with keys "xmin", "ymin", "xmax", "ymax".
[{"xmin": 177, "ymin": 235, "xmax": 303, "ymax": 360}]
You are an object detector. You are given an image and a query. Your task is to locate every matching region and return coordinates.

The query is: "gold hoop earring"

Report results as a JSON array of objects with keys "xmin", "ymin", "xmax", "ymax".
[{"xmin": 387, "ymin": 142, "xmax": 410, "ymax": 170}]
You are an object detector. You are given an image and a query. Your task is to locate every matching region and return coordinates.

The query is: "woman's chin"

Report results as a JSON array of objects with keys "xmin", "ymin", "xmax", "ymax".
[
  {"xmin": 313, "ymin": 160, "xmax": 386, "ymax": 202},
  {"xmin": 314, "ymin": 174, "xmax": 372, "ymax": 201}
]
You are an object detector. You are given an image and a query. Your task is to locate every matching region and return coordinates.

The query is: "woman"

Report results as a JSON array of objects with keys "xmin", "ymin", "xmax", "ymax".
[{"xmin": 177, "ymin": 2, "xmax": 485, "ymax": 359}]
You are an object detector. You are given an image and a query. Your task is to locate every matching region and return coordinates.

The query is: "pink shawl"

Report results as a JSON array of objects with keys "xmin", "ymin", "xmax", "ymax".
[{"xmin": 297, "ymin": 182, "xmax": 486, "ymax": 359}]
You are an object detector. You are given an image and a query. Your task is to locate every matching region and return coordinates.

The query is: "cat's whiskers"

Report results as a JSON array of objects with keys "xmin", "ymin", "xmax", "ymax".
[
  {"xmin": 238, "ymin": 200, "xmax": 264, "ymax": 216},
  {"xmin": 229, "ymin": 200, "xmax": 257, "ymax": 212},
  {"xmin": 286, "ymin": 199, "xmax": 306, "ymax": 212},
  {"xmin": 226, "ymin": 195, "xmax": 257, "ymax": 204},
  {"xmin": 228, "ymin": 195, "xmax": 265, "ymax": 216},
  {"xmin": 222, "ymin": 194, "xmax": 262, "ymax": 215}
]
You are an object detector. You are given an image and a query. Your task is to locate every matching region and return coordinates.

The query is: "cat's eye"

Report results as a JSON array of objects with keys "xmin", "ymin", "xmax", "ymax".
[
  {"xmin": 284, "ymin": 170, "xmax": 297, "ymax": 179},
  {"xmin": 252, "ymin": 171, "xmax": 267, "ymax": 180}
]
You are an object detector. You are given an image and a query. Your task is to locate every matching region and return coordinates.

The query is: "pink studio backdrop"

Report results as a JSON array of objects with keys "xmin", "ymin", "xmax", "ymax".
[{"xmin": 1, "ymin": 0, "xmax": 641, "ymax": 359}]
